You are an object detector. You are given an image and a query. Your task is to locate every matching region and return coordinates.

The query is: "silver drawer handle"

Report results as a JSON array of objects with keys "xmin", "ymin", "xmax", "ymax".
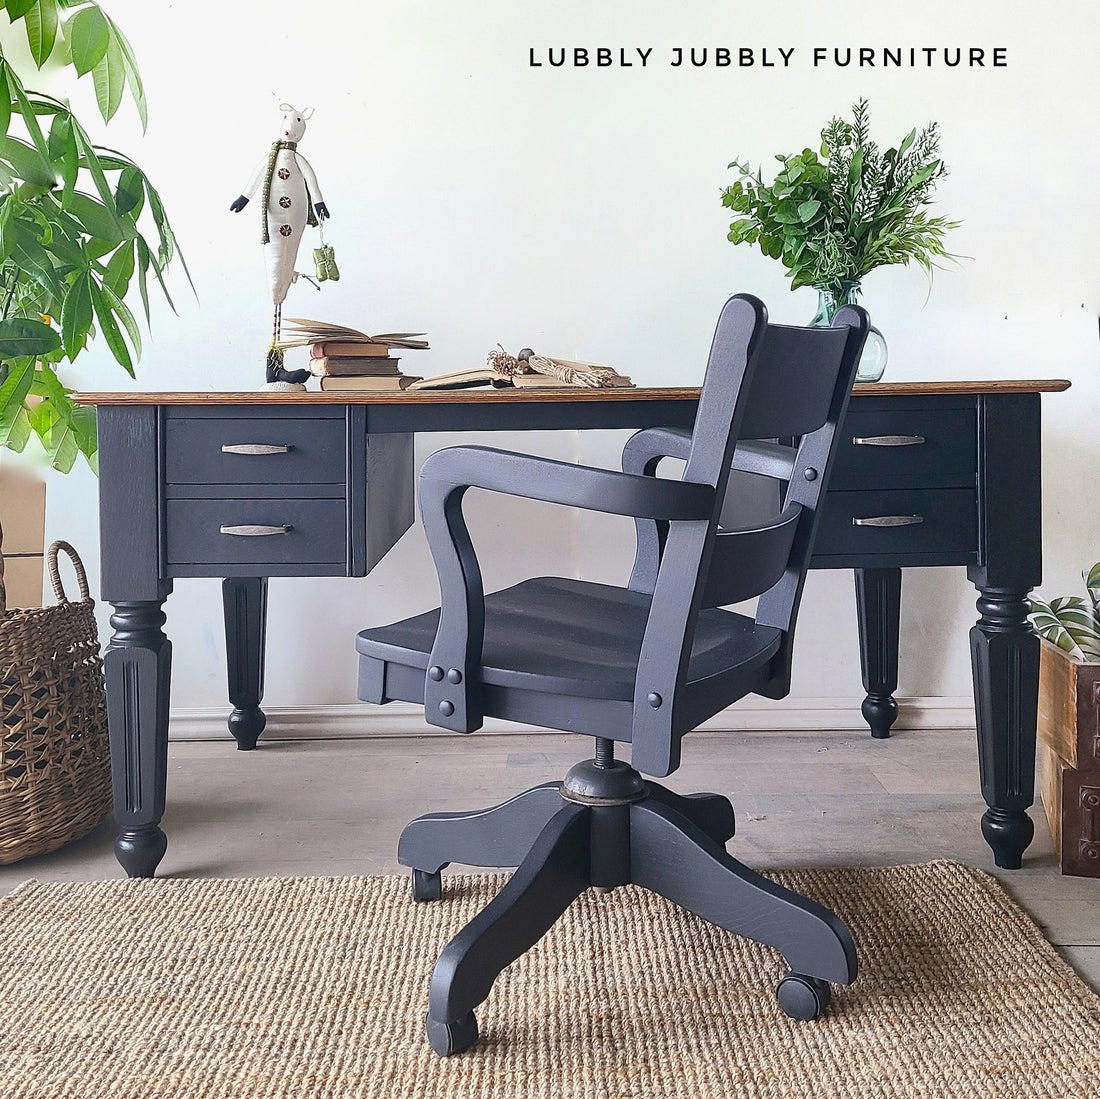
[
  {"xmin": 219, "ymin": 524, "xmax": 292, "ymax": 537},
  {"xmin": 851, "ymin": 434, "xmax": 925, "ymax": 447},
  {"xmin": 852, "ymin": 515, "xmax": 924, "ymax": 528},
  {"xmin": 220, "ymin": 444, "xmax": 293, "ymax": 455}
]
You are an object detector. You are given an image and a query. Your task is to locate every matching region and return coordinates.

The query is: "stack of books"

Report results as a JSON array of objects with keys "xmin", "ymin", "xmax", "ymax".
[{"xmin": 276, "ymin": 319, "xmax": 429, "ymax": 392}]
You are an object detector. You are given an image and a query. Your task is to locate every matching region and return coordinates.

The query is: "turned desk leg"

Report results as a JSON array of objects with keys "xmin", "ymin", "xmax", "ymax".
[
  {"xmin": 854, "ymin": 568, "xmax": 901, "ymax": 739},
  {"xmin": 223, "ymin": 577, "xmax": 269, "ymax": 750},
  {"xmin": 970, "ymin": 586, "xmax": 1038, "ymax": 870},
  {"xmin": 104, "ymin": 599, "xmax": 172, "ymax": 878}
]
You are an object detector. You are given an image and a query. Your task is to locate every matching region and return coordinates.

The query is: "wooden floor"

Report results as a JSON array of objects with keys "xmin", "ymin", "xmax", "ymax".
[{"xmin": 2, "ymin": 725, "xmax": 1098, "ymax": 992}]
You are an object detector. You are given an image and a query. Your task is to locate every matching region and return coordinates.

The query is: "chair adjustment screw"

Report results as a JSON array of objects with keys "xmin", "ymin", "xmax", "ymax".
[
  {"xmin": 804, "ymin": 467, "xmax": 818, "ymax": 481},
  {"xmin": 647, "ymin": 692, "xmax": 662, "ymax": 708},
  {"xmin": 428, "ymin": 666, "xmax": 444, "ymax": 681},
  {"xmin": 438, "ymin": 700, "xmax": 455, "ymax": 717},
  {"xmin": 446, "ymin": 668, "xmax": 462, "ymax": 684}
]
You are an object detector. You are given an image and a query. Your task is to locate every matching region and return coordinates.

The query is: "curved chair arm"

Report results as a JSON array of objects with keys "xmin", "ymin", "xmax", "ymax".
[
  {"xmin": 420, "ymin": 446, "xmax": 714, "ymax": 521},
  {"xmin": 418, "ymin": 445, "xmax": 715, "ymax": 733},
  {"xmin": 621, "ymin": 426, "xmax": 692, "ymax": 476},
  {"xmin": 623, "ymin": 427, "xmax": 798, "ymax": 593}
]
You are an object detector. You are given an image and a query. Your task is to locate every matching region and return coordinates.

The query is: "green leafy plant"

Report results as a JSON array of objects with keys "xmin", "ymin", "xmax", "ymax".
[
  {"xmin": 721, "ymin": 99, "xmax": 959, "ymax": 299},
  {"xmin": 0, "ymin": 0, "xmax": 187, "ymax": 472},
  {"xmin": 1030, "ymin": 563, "xmax": 1100, "ymax": 661}
]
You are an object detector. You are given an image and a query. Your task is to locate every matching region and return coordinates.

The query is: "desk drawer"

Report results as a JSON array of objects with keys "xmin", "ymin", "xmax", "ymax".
[
  {"xmin": 831, "ymin": 407, "xmax": 976, "ymax": 490},
  {"xmin": 815, "ymin": 488, "xmax": 977, "ymax": 558},
  {"xmin": 165, "ymin": 498, "xmax": 346, "ymax": 566},
  {"xmin": 164, "ymin": 417, "xmax": 345, "ymax": 485}
]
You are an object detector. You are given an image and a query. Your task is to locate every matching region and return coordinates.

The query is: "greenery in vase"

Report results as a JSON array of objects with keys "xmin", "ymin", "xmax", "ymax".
[
  {"xmin": 0, "ymin": 0, "xmax": 186, "ymax": 472},
  {"xmin": 721, "ymin": 99, "xmax": 959, "ymax": 302},
  {"xmin": 1030, "ymin": 563, "xmax": 1100, "ymax": 661}
]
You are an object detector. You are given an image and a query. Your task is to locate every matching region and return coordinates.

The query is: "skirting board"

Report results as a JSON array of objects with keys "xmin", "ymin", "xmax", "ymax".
[{"xmin": 168, "ymin": 696, "xmax": 977, "ymax": 742}]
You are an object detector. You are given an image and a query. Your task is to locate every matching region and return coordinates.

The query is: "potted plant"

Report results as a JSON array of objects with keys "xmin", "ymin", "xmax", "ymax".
[
  {"xmin": 0, "ymin": 0, "xmax": 185, "ymax": 473},
  {"xmin": 1030, "ymin": 565, "xmax": 1100, "ymax": 877},
  {"xmin": 720, "ymin": 98, "xmax": 958, "ymax": 381}
]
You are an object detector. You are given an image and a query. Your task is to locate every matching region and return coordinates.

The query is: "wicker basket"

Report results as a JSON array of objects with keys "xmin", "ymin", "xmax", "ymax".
[{"xmin": 0, "ymin": 524, "xmax": 112, "ymax": 863}]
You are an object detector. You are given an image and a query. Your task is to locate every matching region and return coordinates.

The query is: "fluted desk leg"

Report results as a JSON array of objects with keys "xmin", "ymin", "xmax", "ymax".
[
  {"xmin": 105, "ymin": 599, "xmax": 172, "ymax": 878},
  {"xmin": 970, "ymin": 587, "xmax": 1038, "ymax": 869},
  {"xmin": 854, "ymin": 567, "xmax": 901, "ymax": 739},
  {"xmin": 223, "ymin": 577, "xmax": 268, "ymax": 750}
]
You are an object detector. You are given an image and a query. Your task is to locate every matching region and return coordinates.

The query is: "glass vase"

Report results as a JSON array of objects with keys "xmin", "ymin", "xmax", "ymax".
[{"xmin": 810, "ymin": 281, "xmax": 888, "ymax": 383}]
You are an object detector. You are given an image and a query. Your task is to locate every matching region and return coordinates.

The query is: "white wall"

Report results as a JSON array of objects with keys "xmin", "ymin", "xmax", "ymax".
[{"xmin": 35, "ymin": 0, "xmax": 1100, "ymax": 715}]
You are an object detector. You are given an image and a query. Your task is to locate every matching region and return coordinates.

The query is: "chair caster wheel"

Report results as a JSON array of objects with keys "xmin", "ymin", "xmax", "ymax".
[
  {"xmin": 776, "ymin": 972, "xmax": 832, "ymax": 1021},
  {"xmin": 412, "ymin": 869, "xmax": 442, "ymax": 902},
  {"xmin": 426, "ymin": 1010, "xmax": 478, "ymax": 1056}
]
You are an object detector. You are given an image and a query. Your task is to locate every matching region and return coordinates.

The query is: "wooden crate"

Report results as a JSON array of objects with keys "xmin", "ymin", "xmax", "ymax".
[{"xmin": 1038, "ymin": 639, "xmax": 1100, "ymax": 876}]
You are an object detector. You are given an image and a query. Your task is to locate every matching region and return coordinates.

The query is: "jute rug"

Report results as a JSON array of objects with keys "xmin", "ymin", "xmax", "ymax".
[{"xmin": 0, "ymin": 861, "xmax": 1097, "ymax": 1098}]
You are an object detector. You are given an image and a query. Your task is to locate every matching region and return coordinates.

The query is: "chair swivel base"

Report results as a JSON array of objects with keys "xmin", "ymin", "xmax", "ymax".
[{"xmin": 399, "ymin": 755, "xmax": 858, "ymax": 1056}]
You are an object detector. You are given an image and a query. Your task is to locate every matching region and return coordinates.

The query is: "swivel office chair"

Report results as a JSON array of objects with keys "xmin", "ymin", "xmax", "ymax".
[{"xmin": 356, "ymin": 294, "xmax": 869, "ymax": 1055}]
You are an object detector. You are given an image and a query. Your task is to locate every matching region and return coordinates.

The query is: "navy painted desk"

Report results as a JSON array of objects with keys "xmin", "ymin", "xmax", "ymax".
[{"xmin": 78, "ymin": 380, "xmax": 1069, "ymax": 878}]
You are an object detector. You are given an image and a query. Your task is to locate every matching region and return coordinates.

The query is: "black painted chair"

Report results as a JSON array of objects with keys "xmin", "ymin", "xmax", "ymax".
[{"xmin": 356, "ymin": 294, "xmax": 870, "ymax": 1055}]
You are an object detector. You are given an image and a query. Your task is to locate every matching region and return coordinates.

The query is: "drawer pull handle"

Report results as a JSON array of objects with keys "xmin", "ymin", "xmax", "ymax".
[
  {"xmin": 852, "ymin": 515, "xmax": 924, "ymax": 528},
  {"xmin": 851, "ymin": 434, "xmax": 925, "ymax": 447},
  {"xmin": 219, "ymin": 524, "xmax": 292, "ymax": 537},
  {"xmin": 220, "ymin": 444, "xmax": 293, "ymax": 455}
]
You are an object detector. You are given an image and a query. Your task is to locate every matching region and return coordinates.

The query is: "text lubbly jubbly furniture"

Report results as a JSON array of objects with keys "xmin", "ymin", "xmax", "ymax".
[{"xmin": 77, "ymin": 377, "xmax": 1068, "ymax": 880}]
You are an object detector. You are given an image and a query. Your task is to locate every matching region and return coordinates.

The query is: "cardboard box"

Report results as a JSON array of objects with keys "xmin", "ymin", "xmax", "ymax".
[
  {"xmin": 1, "ymin": 553, "xmax": 44, "ymax": 609},
  {"xmin": 0, "ymin": 465, "xmax": 46, "ymax": 555},
  {"xmin": 0, "ymin": 465, "xmax": 46, "ymax": 609}
]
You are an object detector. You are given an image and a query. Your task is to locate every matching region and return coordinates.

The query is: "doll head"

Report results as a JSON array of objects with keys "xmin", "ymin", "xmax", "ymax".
[{"xmin": 277, "ymin": 103, "xmax": 313, "ymax": 143}]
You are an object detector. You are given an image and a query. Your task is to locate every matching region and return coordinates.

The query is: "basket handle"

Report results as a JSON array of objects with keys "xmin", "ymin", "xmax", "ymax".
[
  {"xmin": 48, "ymin": 540, "xmax": 90, "ymax": 603},
  {"xmin": 0, "ymin": 517, "xmax": 6, "ymax": 617}
]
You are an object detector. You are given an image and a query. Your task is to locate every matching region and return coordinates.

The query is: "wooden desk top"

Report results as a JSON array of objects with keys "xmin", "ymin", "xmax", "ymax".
[{"xmin": 76, "ymin": 380, "xmax": 1070, "ymax": 406}]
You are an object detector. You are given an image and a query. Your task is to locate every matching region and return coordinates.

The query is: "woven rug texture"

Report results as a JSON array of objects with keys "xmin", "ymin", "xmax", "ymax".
[{"xmin": 0, "ymin": 860, "xmax": 1097, "ymax": 1099}]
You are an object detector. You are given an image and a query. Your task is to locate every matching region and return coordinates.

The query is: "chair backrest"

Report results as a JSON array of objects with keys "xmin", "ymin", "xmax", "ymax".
[{"xmin": 627, "ymin": 294, "xmax": 868, "ymax": 775}]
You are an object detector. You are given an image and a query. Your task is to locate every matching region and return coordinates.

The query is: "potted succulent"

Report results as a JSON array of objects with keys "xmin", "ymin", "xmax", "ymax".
[
  {"xmin": 0, "ymin": 0, "xmax": 185, "ymax": 473},
  {"xmin": 721, "ymin": 98, "xmax": 958, "ymax": 381},
  {"xmin": 1029, "ymin": 564, "xmax": 1100, "ymax": 877}
]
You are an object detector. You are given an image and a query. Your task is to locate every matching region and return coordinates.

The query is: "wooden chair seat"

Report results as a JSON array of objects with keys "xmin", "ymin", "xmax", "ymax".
[{"xmin": 358, "ymin": 576, "xmax": 782, "ymax": 704}]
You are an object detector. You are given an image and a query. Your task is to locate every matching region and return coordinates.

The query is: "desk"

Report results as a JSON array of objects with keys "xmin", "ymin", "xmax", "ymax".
[{"xmin": 79, "ymin": 380, "xmax": 1068, "ymax": 878}]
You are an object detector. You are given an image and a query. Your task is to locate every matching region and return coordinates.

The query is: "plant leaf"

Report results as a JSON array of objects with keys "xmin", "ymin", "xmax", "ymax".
[
  {"xmin": 90, "ymin": 278, "xmax": 133, "ymax": 375},
  {"xmin": 0, "ymin": 64, "xmax": 11, "ymax": 142},
  {"xmin": 66, "ymin": 5, "xmax": 111, "ymax": 77},
  {"xmin": 11, "ymin": 220, "xmax": 63, "ymax": 302},
  {"xmin": 24, "ymin": 0, "xmax": 60, "ymax": 67},
  {"xmin": 60, "ymin": 269, "xmax": 93, "ymax": 360},
  {"xmin": 47, "ymin": 108, "xmax": 78, "ymax": 203},
  {"xmin": 0, "ymin": 316, "xmax": 60, "ymax": 357},
  {"xmin": 1048, "ymin": 597, "xmax": 1100, "ymax": 660},
  {"xmin": 104, "ymin": 13, "xmax": 146, "ymax": 130},
  {"xmin": 1084, "ymin": 562, "xmax": 1100, "ymax": 618},
  {"xmin": 0, "ymin": 359, "xmax": 35, "ymax": 451},
  {"xmin": 102, "ymin": 238, "xmax": 135, "ymax": 298},
  {"xmin": 6, "ymin": 64, "xmax": 51, "ymax": 162},
  {"xmin": 91, "ymin": 32, "xmax": 125, "ymax": 122},
  {"xmin": 67, "ymin": 190, "xmax": 131, "ymax": 243},
  {"xmin": 1030, "ymin": 598, "xmax": 1084, "ymax": 658},
  {"xmin": 100, "ymin": 279, "xmax": 140, "ymax": 359}
]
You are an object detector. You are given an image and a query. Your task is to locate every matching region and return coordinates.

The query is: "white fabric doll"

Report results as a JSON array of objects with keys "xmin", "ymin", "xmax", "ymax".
[{"xmin": 231, "ymin": 103, "xmax": 331, "ymax": 387}]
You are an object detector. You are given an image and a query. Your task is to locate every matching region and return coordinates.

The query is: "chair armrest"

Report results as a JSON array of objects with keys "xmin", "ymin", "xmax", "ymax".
[
  {"xmin": 418, "ymin": 446, "xmax": 714, "ymax": 734},
  {"xmin": 621, "ymin": 427, "xmax": 692, "ymax": 476},
  {"xmin": 621, "ymin": 430, "xmax": 795, "ymax": 479},
  {"xmin": 420, "ymin": 445, "xmax": 714, "ymax": 522}
]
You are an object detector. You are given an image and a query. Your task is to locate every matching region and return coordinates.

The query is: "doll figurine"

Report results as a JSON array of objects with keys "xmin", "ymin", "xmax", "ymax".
[{"xmin": 231, "ymin": 103, "xmax": 331, "ymax": 388}]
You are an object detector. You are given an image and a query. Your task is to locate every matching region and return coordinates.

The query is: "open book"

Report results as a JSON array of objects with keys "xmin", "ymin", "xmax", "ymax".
[
  {"xmin": 409, "ymin": 352, "xmax": 633, "ymax": 391},
  {"xmin": 274, "ymin": 318, "xmax": 430, "ymax": 352}
]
